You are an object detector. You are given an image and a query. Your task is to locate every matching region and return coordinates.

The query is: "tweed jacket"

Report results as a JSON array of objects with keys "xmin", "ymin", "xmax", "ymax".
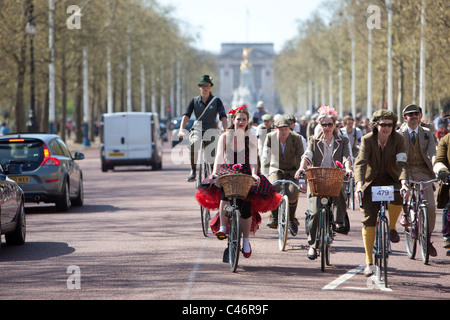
[
  {"xmin": 354, "ymin": 131, "xmax": 408, "ymax": 191},
  {"xmin": 261, "ymin": 131, "xmax": 304, "ymax": 177},
  {"xmin": 302, "ymin": 131, "xmax": 351, "ymax": 168},
  {"xmin": 433, "ymin": 133, "xmax": 450, "ymax": 208},
  {"xmin": 398, "ymin": 123, "xmax": 436, "ymax": 176}
]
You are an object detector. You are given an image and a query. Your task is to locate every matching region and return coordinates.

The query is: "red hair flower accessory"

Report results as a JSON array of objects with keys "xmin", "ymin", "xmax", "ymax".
[{"xmin": 232, "ymin": 164, "xmax": 243, "ymax": 173}]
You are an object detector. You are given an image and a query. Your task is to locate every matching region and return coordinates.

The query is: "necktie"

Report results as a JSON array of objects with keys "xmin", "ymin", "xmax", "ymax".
[{"xmin": 411, "ymin": 131, "xmax": 416, "ymax": 144}]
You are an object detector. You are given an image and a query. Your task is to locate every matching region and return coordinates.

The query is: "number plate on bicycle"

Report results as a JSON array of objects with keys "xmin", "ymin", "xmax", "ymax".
[{"xmin": 371, "ymin": 186, "xmax": 394, "ymax": 202}]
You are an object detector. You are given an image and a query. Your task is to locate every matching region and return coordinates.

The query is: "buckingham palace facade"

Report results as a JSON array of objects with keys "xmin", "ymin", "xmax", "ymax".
[{"xmin": 216, "ymin": 43, "xmax": 281, "ymax": 114}]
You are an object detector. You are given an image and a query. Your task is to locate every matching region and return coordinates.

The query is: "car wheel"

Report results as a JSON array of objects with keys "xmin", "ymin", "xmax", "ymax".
[
  {"xmin": 71, "ymin": 177, "xmax": 84, "ymax": 207},
  {"xmin": 56, "ymin": 180, "xmax": 71, "ymax": 212},
  {"xmin": 5, "ymin": 201, "xmax": 26, "ymax": 245}
]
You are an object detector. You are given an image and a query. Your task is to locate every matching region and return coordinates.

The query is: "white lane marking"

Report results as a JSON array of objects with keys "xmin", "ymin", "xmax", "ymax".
[
  {"xmin": 180, "ymin": 242, "xmax": 206, "ymax": 300},
  {"xmin": 322, "ymin": 265, "xmax": 393, "ymax": 292},
  {"xmin": 322, "ymin": 265, "xmax": 364, "ymax": 290}
]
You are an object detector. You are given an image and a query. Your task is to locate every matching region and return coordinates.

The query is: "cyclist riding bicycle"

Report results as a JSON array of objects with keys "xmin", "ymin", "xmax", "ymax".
[
  {"xmin": 294, "ymin": 106, "xmax": 352, "ymax": 260},
  {"xmin": 261, "ymin": 116, "xmax": 305, "ymax": 235},
  {"xmin": 398, "ymin": 104, "xmax": 438, "ymax": 257},
  {"xmin": 433, "ymin": 125, "xmax": 450, "ymax": 256},
  {"xmin": 178, "ymin": 75, "xmax": 228, "ymax": 182},
  {"xmin": 195, "ymin": 106, "xmax": 282, "ymax": 259},
  {"xmin": 354, "ymin": 109, "xmax": 410, "ymax": 277}
]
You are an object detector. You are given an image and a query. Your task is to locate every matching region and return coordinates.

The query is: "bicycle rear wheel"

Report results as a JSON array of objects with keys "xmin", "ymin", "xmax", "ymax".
[
  {"xmin": 278, "ymin": 195, "xmax": 289, "ymax": 251},
  {"xmin": 228, "ymin": 208, "xmax": 241, "ymax": 272},
  {"xmin": 199, "ymin": 155, "xmax": 211, "ymax": 237},
  {"xmin": 418, "ymin": 206, "xmax": 430, "ymax": 265},
  {"xmin": 404, "ymin": 200, "xmax": 417, "ymax": 259},
  {"xmin": 200, "ymin": 206, "xmax": 211, "ymax": 237}
]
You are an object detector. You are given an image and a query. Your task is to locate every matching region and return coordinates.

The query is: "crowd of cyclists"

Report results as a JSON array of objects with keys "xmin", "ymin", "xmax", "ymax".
[{"xmin": 179, "ymin": 75, "xmax": 450, "ymax": 275}]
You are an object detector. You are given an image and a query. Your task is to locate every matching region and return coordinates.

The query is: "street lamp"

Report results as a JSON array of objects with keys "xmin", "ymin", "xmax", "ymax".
[{"xmin": 25, "ymin": 2, "xmax": 39, "ymax": 132}]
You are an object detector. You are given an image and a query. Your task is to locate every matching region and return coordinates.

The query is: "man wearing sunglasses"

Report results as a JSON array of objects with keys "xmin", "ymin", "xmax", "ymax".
[{"xmin": 398, "ymin": 104, "xmax": 438, "ymax": 257}]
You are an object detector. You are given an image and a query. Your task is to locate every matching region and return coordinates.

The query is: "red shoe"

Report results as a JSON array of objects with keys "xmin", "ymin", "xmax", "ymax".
[
  {"xmin": 400, "ymin": 214, "xmax": 410, "ymax": 227},
  {"xmin": 243, "ymin": 243, "xmax": 252, "ymax": 258}
]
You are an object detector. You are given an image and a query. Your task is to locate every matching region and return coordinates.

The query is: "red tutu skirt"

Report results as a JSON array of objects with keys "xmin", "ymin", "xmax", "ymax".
[{"xmin": 195, "ymin": 163, "xmax": 282, "ymax": 235}]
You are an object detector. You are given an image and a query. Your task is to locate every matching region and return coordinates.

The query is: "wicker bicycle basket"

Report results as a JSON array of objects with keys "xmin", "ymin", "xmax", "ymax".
[
  {"xmin": 305, "ymin": 167, "xmax": 345, "ymax": 198},
  {"xmin": 218, "ymin": 174, "xmax": 254, "ymax": 199}
]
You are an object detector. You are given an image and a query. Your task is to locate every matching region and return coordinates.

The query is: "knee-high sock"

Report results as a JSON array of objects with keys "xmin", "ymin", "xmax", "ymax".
[
  {"xmin": 362, "ymin": 226, "xmax": 376, "ymax": 265},
  {"xmin": 388, "ymin": 203, "xmax": 402, "ymax": 231}
]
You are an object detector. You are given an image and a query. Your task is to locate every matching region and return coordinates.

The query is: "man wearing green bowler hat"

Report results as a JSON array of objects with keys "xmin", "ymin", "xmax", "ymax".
[{"xmin": 178, "ymin": 75, "xmax": 228, "ymax": 182}]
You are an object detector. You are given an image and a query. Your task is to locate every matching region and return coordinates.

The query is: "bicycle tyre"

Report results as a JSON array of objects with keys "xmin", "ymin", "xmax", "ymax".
[
  {"xmin": 377, "ymin": 217, "xmax": 389, "ymax": 287},
  {"xmin": 350, "ymin": 179, "xmax": 355, "ymax": 210},
  {"xmin": 418, "ymin": 206, "xmax": 430, "ymax": 265},
  {"xmin": 404, "ymin": 199, "xmax": 417, "ymax": 259},
  {"xmin": 278, "ymin": 195, "xmax": 289, "ymax": 251},
  {"xmin": 199, "ymin": 153, "xmax": 211, "ymax": 237},
  {"xmin": 325, "ymin": 208, "xmax": 332, "ymax": 267},
  {"xmin": 228, "ymin": 208, "xmax": 241, "ymax": 272},
  {"xmin": 200, "ymin": 206, "xmax": 211, "ymax": 237},
  {"xmin": 320, "ymin": 207, "xmax": 327, "ymax": 272}
]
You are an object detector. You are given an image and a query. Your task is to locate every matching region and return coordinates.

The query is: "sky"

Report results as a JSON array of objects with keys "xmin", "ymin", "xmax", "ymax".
[{"xmin": 156, "ymin": 0, "xmax": 326, "ymax": 54}]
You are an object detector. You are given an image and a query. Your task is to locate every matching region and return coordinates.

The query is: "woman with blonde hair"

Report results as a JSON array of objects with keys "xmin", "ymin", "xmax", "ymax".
[{"xmin": 295, "ymin": 106, "xmax": 353, "ymax": 260}]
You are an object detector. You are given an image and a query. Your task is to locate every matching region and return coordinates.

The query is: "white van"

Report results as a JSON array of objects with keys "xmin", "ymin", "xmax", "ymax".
[{"xmin": 100, "ymin": 112, "xmax": 163, "ymax": 172}]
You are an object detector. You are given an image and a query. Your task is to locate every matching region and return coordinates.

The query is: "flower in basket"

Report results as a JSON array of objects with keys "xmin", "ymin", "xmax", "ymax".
[
  {"xmin": 334, "ymin": 161, "xmax": 343, "ymax": 169},
  {"xmin": 232, "ymin": 164, "xmax": 243, "ymax": 173}
]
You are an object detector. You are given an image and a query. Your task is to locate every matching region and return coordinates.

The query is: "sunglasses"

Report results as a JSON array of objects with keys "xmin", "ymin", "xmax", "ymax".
[
  {"xmin": 320, "ymin": 122, "xmax": 334, "ymax": 128},
  {"xmin": 405, "ymin": 112, "xmax": 420, "ymax": 117},
  {"xmin": 378, "ymin": 122, "xmax": 394, "ymax": 128}
]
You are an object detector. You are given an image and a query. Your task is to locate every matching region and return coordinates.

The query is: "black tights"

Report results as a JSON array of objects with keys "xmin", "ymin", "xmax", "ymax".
[{"xmin": 220, "ymin": 191, "xmax": 252, "ymax": 219}]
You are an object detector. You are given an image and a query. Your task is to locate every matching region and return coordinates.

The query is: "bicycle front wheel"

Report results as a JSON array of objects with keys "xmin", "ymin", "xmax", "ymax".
[
  {"xmin": 376, "ymin": 217, "xmax": 389, "ymax": 287},
  {"xmin": 404, "ymin": 203, "xmax": 417, "ymax": 259},
  {"xmin": 320, "ymin": 207, "xmax": 327, "ymax": 272},
  {"xmin": 228, "ymin": 208, "xmax": 241, "ymax": 273},
  {"xmin": 278, "ymin": 195, "xmax": 290, "ymax": 251},
  {"xmin": 418, "ymin": 206, "xmax": 430, "ymax": 265}
]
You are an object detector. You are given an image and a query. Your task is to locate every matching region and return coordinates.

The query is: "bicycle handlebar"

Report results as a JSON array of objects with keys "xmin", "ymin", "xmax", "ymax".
[
  {"xmin": 358, "ymin": 188, "xmax": 407, "ymax": 208},
  {"xmin": 272, "ymin": 179, "xmax": 304, "ymax": 192},
  {"xmin": 409, "ymin": 178, "xmax": 438, "ymax": 185}
]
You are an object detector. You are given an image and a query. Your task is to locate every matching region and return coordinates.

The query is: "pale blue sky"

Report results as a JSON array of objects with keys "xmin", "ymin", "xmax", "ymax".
[{"xmin": 156, "ymin": 0, "xmax": 326, "ymax": 54}]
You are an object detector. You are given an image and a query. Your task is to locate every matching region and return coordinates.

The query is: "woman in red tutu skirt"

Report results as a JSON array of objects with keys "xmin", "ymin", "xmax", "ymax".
[{"xmin": 196, "ymin": 105, "xmax": 282, "ymax": 258}]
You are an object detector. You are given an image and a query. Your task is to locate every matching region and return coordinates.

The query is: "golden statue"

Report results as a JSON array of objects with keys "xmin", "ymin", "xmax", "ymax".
[{"xmin": 240, "ymin": 47, "xmax": 253, "ymax": 71}]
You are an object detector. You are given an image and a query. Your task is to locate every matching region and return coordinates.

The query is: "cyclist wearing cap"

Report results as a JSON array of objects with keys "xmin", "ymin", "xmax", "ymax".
[
  {"xmin": 178, "ymin": 75, "xmax": 228, "ymax": 182},
  {"xmin": 398, "ymin": 104, "xmax": 438, "ymax": 257}
]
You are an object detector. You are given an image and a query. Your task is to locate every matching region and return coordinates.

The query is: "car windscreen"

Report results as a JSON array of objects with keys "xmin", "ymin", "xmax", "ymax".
[{"xmin": 0, "ymin": 139, "xmax": 44, "ymax": 171}]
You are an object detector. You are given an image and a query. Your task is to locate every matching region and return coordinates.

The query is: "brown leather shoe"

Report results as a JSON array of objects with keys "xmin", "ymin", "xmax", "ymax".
[
  {"xmin": 390, "ymin": 229, "xmax": 400, "ymax": 243},
  {"xmin": 429, "ymin": 242, "xmax": 437, "ymax": 257}
]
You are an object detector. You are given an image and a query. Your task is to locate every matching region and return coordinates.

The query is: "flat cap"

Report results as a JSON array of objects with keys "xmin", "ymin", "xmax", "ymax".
[
  {"xmin": 274, "ymin": 117, "xmax": 291, "ymax": 128},
  {"xmin": 372, "ymin": 109, "xmax": 398, "ymax": 125},
  {"xmin": 403, "ymin": 104, "xmax": 422, "ymax": 115}
]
